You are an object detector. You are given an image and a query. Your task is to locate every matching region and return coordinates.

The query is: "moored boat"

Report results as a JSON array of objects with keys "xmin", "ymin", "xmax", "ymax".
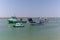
[
  {"xmin": 28, "ymin": 18, "xmax": 47, "ymax": 25},
  {"xmin": 8, "ymin": 16, "xmax": 18, "ymax": 23},
  {"xmin": 18, "ymin": 18, "xmax": 27, "ymax": 23},
  {"xmin": 13, "ymin": 23, "xmax": 24, "ymax": 27}
]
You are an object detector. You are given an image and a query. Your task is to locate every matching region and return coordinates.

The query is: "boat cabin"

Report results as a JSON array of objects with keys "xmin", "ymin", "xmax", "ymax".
[{"xmin": 28, "ymin": 18, "xmax": 36, "ymax": 23}]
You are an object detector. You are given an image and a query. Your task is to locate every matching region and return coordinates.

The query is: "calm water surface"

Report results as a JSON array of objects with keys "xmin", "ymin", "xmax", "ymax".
[{"xmin": 0, "ymin": 18, "xmax": 60, "ymax": 40}]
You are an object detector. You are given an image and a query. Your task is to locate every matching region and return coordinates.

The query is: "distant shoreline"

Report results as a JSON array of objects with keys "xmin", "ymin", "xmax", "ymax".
[{"xmin": 0, "ymin": 17, "xmax": 60, "ymax": 19}]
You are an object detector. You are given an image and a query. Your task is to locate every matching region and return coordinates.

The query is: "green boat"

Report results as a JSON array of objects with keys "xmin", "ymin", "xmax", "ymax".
[
  {"xmin": 8, "ymin": 17, "xmax": 27, "ymax": 24},
  {"xmin": 18, "ymin": 21, "xmax": 27, "ymax": 23},
  {"xmin": 8, "ymin": 17, "xmax": 18, "ymax": 23},
  {"xmin": 17, "ymin": 18, "xmax": 27, "ymax": 23}
]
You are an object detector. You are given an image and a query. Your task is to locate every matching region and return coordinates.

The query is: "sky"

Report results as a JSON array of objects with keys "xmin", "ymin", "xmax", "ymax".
[{"xmin": 0, "ymin": 0, "xmax": 60, "ymax": 17}]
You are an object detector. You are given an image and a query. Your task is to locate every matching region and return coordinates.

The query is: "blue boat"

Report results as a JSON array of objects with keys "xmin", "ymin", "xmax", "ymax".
[{"xmin": 28, "ymin": 18, "xmax": 47, "ymax": 25}]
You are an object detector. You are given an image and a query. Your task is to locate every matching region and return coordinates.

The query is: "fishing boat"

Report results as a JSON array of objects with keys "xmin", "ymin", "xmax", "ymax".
[
  {"xmin": 18, "ymin": 18, "xmax": 27, "ymax": 23},
  {"xmin": 19, "ymin": 21, "xmax": 27, "ymax": 23},
  {"xmin": 8, "ymin": 17, "xmax": 18, "ymax": 23},
  {"xmin": 13, "ymin": 23, "xmax": 24, "ymax": 27},
  {"xmin": 28, "ymin": 18, "xmax": 46, "ymax": 25},
  {"xmin": 28, "ymin": 18, "xmax": 39, "ymax": 25}
]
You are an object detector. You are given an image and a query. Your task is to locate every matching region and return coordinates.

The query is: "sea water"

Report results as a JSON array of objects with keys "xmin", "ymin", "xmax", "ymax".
[{"xmin": 0, "ymin": 18, "xmax": 60, "ymax": 40}]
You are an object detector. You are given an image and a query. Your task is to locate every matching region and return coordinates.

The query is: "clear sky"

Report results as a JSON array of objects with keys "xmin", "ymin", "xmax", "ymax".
[{"xmin": 0, "ymin": 0, "xmax": 60, "ymax": 17}]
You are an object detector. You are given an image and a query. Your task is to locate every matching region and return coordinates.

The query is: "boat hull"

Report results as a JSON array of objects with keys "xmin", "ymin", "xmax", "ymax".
[
  {"xmin": 8, "ymin": 20, "xmax": 17, "ymax": 24},
  {"xmin": 13, "ymin": 25, "xmax": 24, "ymax": 28}
]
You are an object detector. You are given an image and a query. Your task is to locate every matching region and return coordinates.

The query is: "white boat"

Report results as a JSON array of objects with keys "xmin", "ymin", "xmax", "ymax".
[
  {"xmin": 13, "ymin": 23, "xmax": 24, "ymax": 27},
  {"xmin": 28, "ymin": 18, "xmax": 47, "ymax": 25}
]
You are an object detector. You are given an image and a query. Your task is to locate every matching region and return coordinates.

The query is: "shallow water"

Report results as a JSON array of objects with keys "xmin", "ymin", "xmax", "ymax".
[{"xmin": 0, "ymin": 18, "xmax": 60, "ymax": 40}]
